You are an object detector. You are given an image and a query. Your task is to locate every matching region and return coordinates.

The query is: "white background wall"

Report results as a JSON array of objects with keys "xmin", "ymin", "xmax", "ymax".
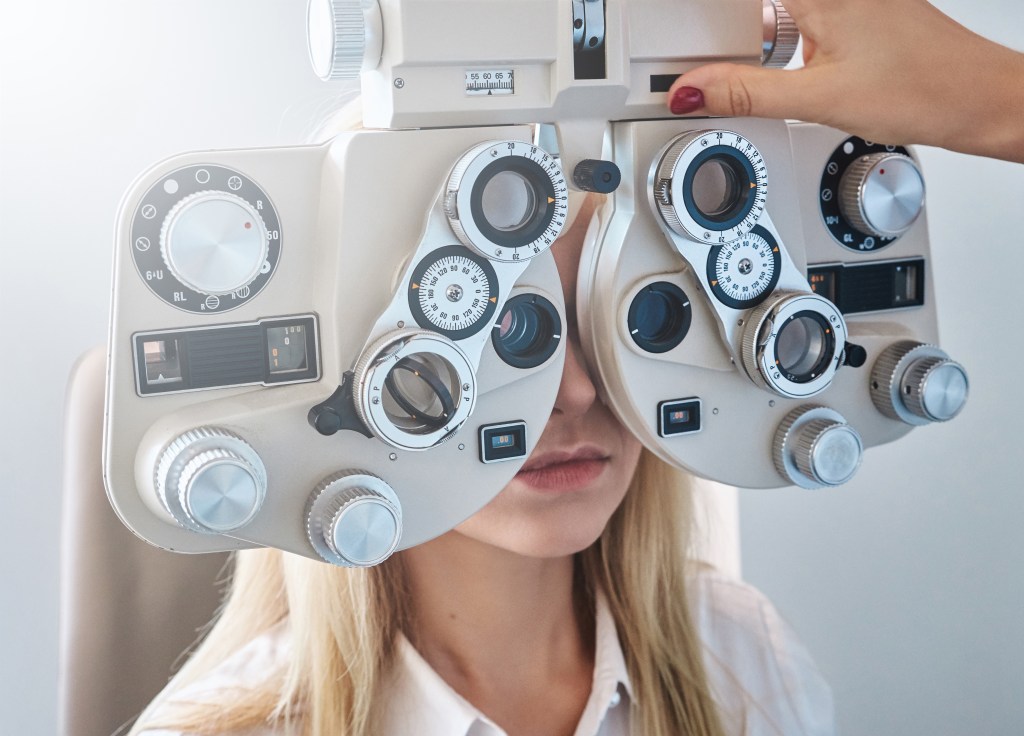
[{"xmin": 0, "ymin": 1, "xmax": 1020, "ymax": 734}]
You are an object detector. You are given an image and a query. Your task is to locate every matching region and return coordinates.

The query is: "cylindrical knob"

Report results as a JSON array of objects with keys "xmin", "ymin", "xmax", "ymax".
[
  {"xmin": 762, "ymin": 0, "xmax": 800, "ymax": 68},
  {"xmin": 306, "ymin": 472, "xmax": 403, "ymax": 567},
  {"xmin": 160, "ymin": 191, "xmax": 269, "ymax": 295},
  {"xmin": 306, "ymin": 0, "xmax": 383, "ymax": 81},
  {"xmin": 155, "ymin": 427, "xmax": 267, "ymax": 533},
  {"xmin": 573, "ymin": 159, "xmax": 621, "ymax": 194},
  {"xmin": 871, "ymin": 341, "xmax": 969, "ymax": 425},
  {"xmin": 774, "ymin": 406, "xmax": 864, "ymax": 489},
  {"xmin": 839, "ymin": 153, "xmax": 925, "ymax": 238}
]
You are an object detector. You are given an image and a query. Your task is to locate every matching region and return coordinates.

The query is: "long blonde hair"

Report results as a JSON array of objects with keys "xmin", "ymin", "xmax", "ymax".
[{"xmin": 133, "ymin": 449, "xmax": 727, "ymax": 736}]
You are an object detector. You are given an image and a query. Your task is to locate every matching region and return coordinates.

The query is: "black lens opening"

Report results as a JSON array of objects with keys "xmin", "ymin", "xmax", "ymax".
[
  {"xmin": 627, "ymin": 282, "xmax": 692, "ymax": 354},
  {"xmin": 492, "ymin": 294, "xmax": 562, "ymax": 369},
  {"xmin": 773, "ymin": 311, "xmax": 836, "ymax": 383}
]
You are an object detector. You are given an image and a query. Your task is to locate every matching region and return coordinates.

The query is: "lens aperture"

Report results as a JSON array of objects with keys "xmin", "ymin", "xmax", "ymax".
[
  {"xmin": 492, "ymin": 294, "xmax": 562, "ymax": 369},
  {"xmin": 627, "ymin": 282, "xmax": 692, "ymax": 354},
  {"xmin": 481, "ymin": 171, "xmax": 539, "ymax": 232},
  {"xmin": 382, "ymin": 354, "xmax": 461, "ymax": 432},
  {"xmin": 774, "ymin": 312, "xmax": 834, "ymax": 382}
]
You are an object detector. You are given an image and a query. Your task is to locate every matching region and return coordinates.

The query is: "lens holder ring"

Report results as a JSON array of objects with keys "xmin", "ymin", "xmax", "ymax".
[
  {"xmin": 446, "ymin": 140, "xmax": 568, "ymax": 263},
  {"xmin": 653, "ymin": 130, "xmax": 768, "ymax": 245},
  {"xmin": 353, "ymin": 329, "xmax": 477, "ymax": 451},
  {"xmin": 491, "ymin": 292, "xmax": 563, "ymax": 369},
  {"xmin": 741, "ymin": 292, "xmax": 847, "ymax": 399}
]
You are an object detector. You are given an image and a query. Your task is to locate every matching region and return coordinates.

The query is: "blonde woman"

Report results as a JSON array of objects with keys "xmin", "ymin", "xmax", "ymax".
[{"xmin": 132, "ymin": 191, "xmax": 834, "ymax": 736}]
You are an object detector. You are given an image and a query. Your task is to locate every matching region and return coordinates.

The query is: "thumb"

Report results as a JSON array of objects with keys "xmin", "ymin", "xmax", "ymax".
[{"xmin": 668, "ymin": 63, "xmax": 825, "ymax": 123}]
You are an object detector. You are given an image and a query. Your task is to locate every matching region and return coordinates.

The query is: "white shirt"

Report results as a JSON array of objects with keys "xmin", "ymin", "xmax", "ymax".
[{"xmin": 141, "ymin": 570, "xmax": 835, "ymax": 736}]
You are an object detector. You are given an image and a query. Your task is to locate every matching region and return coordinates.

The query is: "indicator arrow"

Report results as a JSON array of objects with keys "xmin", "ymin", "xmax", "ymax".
[
  {"xmin": 489, "ymin": 297, "xmax": 497, "ymax": 303},
  {"xmin": 548, "ymin": 197, "xmax": 555, "ymax": 204},
  {"xmin": 412, "ymin": 283, "xmax": 419, "ymax": 289},
  {"xmin": 750, "ymin": 182, "xmax": 757, "ymax": 189}
]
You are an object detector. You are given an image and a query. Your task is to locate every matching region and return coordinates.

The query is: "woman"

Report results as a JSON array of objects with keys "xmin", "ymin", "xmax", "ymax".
[
  {"xmin": 668, "ymin": 0, "xmax": 1024, "ymax": 164},
  {"xmin": 132, "ymin": 193, "xmax": 834, "ymax": 736}
]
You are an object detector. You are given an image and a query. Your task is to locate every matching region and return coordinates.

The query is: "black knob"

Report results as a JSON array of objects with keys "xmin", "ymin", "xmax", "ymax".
[
  {"xmin": 573, "ymin": 159, "xmax": 621, "ymax": 193},
  {"xmin": 843, "ymin": 342, "xmax": 868, "ymax": 368}
]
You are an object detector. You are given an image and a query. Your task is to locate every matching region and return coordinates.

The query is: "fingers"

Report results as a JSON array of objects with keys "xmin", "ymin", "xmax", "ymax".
[{"xmin": 667, "ymin": 64, "xmax": 829, "ymax": 124}]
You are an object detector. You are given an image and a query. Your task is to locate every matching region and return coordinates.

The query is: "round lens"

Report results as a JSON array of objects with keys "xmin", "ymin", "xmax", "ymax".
[
  {"xmin": 775, "ymin": 312, "xmax": 834, "ymax": 381},
  {"xmin": 382, "ymin": 354, "xmax": 461, "ymax": 432},
  {"xmin": 626, "ymin": 282, "xmax": 692, "ymax": 354},
  {"xmin": 492, "ymin": 294, "xmax": 562, "ymax": 369},
  {"xmin": 481, "ymin": 171, "xmax": 538, "ymax": 232},
  {"xmin": 691, "ymin": 157, "xmax": 744, "ymax": 220}
]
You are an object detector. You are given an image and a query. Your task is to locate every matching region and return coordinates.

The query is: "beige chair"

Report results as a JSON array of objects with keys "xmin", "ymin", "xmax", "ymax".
[
  {"xmin": 58, "ymin": 347, "xmax": 741, "ymax": 736},
  {"xmin": 58, "ymin": 347, "xmax": 230, "ymax": 736}
]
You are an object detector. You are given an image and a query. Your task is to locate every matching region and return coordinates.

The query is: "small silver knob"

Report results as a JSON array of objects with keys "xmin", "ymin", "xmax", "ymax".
[
  {"xmin": 839, "ymin": 153, "xmax": 925, "ymax": 239},
  {"xmin": 762, "ymin": 0, "xmax": 800, "ymax": 69},
  {"xmin": 871, "ymin": 341, "xmax": 969, "ymax": 425},
  {"xmin": 306, "ymin": 472, "xmax": 403, "ymax": 567},
  {"xmin": 160, "ymin": 191, "xmax": 269, "ymax": 295},
  {"xmin": 774, "ymin": 406, "xmax": 863, "ymax": 489},
  {"xmin": 306, "ymin": 0, "xmax": 383, "ymax": 81},
  {"xmin": 155, "ymin": 427, "xmax": 267, "ymax": 533}
]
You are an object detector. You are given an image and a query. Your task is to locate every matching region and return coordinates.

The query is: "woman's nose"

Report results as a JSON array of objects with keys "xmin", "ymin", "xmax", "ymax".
[{"xmin": 553, "ymin": 335, "xmax": 598, "ymax": 418}]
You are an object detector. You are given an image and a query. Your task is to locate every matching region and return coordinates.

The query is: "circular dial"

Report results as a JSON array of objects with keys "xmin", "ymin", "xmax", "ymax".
[
  {"xmin": 131, "ymin": 164, "xmax": 281, "ymax": 314},
  {"xmin": 161, "ymin": 191, "xmax": 268, "ymax": 295},
  {"xmin": 408, "ymin": 245, "xmax": 499, "ymax": 340},
  {"xmin": 306, "ymin": 471, "xmax": 403, "ymax": 567},
  {"xmin": 762, "ymin": 0, "xmax": 800, "ymax": 68},
  {"xmin": 820, "ymin": 137, "xmax": 915, "ymax": 252},
  {"xmin": 154, "ymin": 426, "xmax": 267, "ymax": 534},
  {"xmin": 306, "ymin": 0, "xmax": 383, "ymax": 81},
  {"xmin": 706, "ymin": 225, "xmax": 781, "ymax": 309},
  {"xmin": 654, "ymin": 129, "xmax": 768, "ymax": 245},
  {"xmin": 445, "ymin": 140, "xmax": 568, "ymax": 263},
  {"xmin": 839, "ymin": 152, "xmax": 925, "ymax": 239},
  {"xmin": 870, "ymin": 341, "xmax": 969, "ymax": 425},
  {"xmin": 773, "ymin": 405, "xmax": 864, "ymax": 489}
]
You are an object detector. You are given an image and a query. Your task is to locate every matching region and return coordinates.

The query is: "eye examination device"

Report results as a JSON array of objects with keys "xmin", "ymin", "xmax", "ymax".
[{"xmin": 103, "ymin": 0, "xmax": 969, "ymax": 566}]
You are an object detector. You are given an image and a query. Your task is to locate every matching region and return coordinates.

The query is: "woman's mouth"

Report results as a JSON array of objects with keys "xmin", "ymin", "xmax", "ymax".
[{"xmin": 515, "ymin": 447, "xmax": 610, "ymax": 492}]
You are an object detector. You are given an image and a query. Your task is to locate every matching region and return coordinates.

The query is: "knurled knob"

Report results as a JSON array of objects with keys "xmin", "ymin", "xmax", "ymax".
[
  {"xmin": 305, "ymin": 471, "xmax": 403, "ymax": 567},
  {"xmin": 160, "ymin": 191, "xmax": 269, "ymax": 295},
  {"xmin": 839, "ymin": 153, "xmax": 925, "ymax": 239},
  {"xmin": 306, "ymin": 0, "xmax": 383, "ymax": 81},
  {"xmin": 871, "ymin": 341, "xmax": 968, "ymax": 424},
  {"xmin": 762, "ymin": 0, "xmax": 800, "ymax": 69},
  {"xmin": 572, "ymin": 159, "xmax": 621, "ymax": 194},
  {"xmin": 773, "ymin": 406, "xmax": 863, "ymax": 489},
  {"xmin": 155, "ymin": 427, "xmax": 267, "ymax": 533}
]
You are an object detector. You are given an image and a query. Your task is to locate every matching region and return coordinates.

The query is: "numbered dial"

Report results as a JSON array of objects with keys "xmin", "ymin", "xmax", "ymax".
[
  {"xmin": 445, "ymin": 140, "xmax": 568, "ymax": 263},
  {"xmin": 706, "ymin": 225, "xmax": 781, "ymax": 310},
  {"xmin": 654, "ymin": 130, "xmax": 768, "ymax": 245},
  {"xmin": 820, "ymin": 137, "xmax": 914, "ymax": 252},
  {"xmin": 131, "ymin": 165, "xmax": 281, "ymax": 314},
  {"xmin": 408, "ymin": 246, "xmax": 499, "ymax": 340}
]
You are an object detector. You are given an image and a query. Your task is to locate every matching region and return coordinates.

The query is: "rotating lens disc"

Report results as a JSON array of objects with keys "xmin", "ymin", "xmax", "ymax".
[
  {"xmin": 408, "ymin": 245, "xmax": 499, "ymax": 340},
  {"xmin": 445, "ymin": 140, "xmax": 568, "ymax": 263},
  {"xmin": 705, "ymin": 225, "xmax": 781, "ymax": 310}
]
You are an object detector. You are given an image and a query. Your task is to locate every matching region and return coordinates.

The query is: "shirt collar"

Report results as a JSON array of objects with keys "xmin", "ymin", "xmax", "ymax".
[{"xmin": 383, "ymin": 589, "xmax": 633, "ymax": 736}]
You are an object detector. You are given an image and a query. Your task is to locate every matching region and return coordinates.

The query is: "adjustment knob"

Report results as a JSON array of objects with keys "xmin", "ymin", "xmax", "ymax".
[
  {"xmin": 762, "ymin": 0, "xmax": 800, "ymax": 69},
  {"xmin": 160, "ymin": 191, "xmax": 269, "ymax": 295},
  {"xmin": 572, "ymin": 159, "xmax": 621, "ymax": 194},
  {"xmin": 774, "ymin": 406, "xmax": 864, "ymax": 489},
  {"xmin": 871, "ymin": 341, "xmax": 969, "ymax": 425},
  {"xmin": 155, "ymin": 427, "xmax": 267, "ymax": 533},
  {"xmin": 839, "ymin": 153, "xmax": 925, "ymax": 238},
  {"xmin": 306, "ymin": 0, "xmax": 383, "ymax": 81},
  {"xmin": 306, "ymin": 472, "xmax": 403, "ymax": 567}
]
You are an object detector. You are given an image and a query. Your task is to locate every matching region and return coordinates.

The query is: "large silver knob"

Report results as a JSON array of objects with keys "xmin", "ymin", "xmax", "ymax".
[
  {"xmin": 160, "ymin": 191, "xmax": 269, "ymax": 295},
  {"xmin": 762, "ymin": 0, "xmax": 800, "ymax": 69},
  {"xmin": 306, "ymin": 472, "xmax": 403, "ymax": 567},
  {"xmin": 306, "ymin": 0, "xmax": 383, "ymax": 81},
  {"xmin": 774, "ymin": 406, "xmax": 864, "ymax": 489},
  {"xmin": 871, "ymin": 341, "xmax": 969, "ymax": 425},
  {"xmin": 839, "ymin": 153, "xmax": 925, "ymax": 238},
  {"xmin": 155, "ymin": 427, "xmax": 267, "ymax": 533}
]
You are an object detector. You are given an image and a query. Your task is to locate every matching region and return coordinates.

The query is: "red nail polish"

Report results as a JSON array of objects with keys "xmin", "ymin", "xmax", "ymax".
[{"xmin": 670, "ymin": 86, "xmax": 704, "ymax": 115}]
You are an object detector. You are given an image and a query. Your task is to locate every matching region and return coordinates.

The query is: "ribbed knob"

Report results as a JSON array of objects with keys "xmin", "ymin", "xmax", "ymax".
[
  {"xmin": 306, "ymin": 472, "xmax": 403, "ymax": 567},
  {"xmin": 306, "ymin": 0, "xmax": 383, "ymax": 81},
  {"xmin": 155, "ymin": 427, "xmax": 267, "ymax": 533},
  {"xmin": 572, "ymin": 159, "xmax": 621, "ymax": 194},
  {"xmin": 872, "ymin": 341, "xmax": 969, "ymax": 424},
  {"xmin": 160, "ymin": 191, "xmax": 268, "ymax": 295},
  {"xmin": 762, "ymin": 0, "xmax": 800, "ymax": 68},
  {"xmin": 774, "ymin": 406, "xmax": 863, "ymax": 489},
  {"xmin": 839, "ymin": 153, "xmax": 925, "ymax": 238}
]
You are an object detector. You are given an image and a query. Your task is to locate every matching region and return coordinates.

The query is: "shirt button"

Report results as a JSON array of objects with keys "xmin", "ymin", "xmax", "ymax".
[{"xmin": 609, "ymin": 690, "xmax": 622, "ymax": 708}]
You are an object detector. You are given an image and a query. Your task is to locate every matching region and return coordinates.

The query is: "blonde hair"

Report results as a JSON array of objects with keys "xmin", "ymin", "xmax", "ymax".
[{"xmin": 133, "ymin": 449, "xmax": 726, "ymax": 736}]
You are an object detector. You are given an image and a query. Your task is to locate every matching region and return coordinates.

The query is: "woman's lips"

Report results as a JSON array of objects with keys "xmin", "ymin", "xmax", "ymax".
[{"xmin": 515, "ymin": 447, "xmax": 609, "ymax": 492}]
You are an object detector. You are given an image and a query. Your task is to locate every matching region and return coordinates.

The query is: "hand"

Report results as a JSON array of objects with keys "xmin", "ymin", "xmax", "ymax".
[{"xmin": 666, "ymin": 0, "xmax": 1024, "ymax": 163}]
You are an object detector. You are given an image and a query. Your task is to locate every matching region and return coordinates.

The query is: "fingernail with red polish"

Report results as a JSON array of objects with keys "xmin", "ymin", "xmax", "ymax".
[{"xmin": 670, "ymin": 86, "xmax": 704, "ymax": 115}]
